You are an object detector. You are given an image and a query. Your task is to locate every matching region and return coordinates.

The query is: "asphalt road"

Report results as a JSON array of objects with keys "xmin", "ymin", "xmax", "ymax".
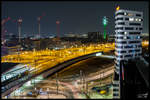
[{"xmin": 51, "ymin": 56, "xmax": 114, "ymax": 79}]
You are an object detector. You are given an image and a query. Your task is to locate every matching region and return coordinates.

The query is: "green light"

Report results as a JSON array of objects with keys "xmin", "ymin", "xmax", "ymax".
[
  {"xmin": 103, "ymin": 16, "xmax": 108, "ymax": 26},
  {"xmin": 104, "ymin": 28, "xmax": 106, "ymax": 39},
  {"xmin": 103, "ymin": 16, "xmax": 108, "ymax": 40}
]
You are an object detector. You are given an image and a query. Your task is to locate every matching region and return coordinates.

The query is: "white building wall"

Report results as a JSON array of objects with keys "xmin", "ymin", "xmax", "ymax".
[
  {"xmin": 113, "ymin": 9, "xmax": 143, "ymax": 99},
  {"xmin": 115, "ymin": 9, "xmax": 143, "ymax": 65}
]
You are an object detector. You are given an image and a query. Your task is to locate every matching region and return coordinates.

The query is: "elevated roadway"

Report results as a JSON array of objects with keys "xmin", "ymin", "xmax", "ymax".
[
  {"xmin": 1, "ymin": 41, "xmax": 148, "ymax": 97},
  {"xmin": 1, "ymin": 52, "xmax": 114, "ymax": 97}
]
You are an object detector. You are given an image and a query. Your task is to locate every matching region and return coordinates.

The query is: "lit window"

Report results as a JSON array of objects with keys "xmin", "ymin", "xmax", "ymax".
[
  {"xmin": 128, "ymin": 13, "xmax": 133, "ymax": 16},
  {"xmin": 124, "ymin": 32, "xmax": 127, "ymax": 35},
  {"xmin": 135, "ymin": 18, "xmax": 138, "ymax": 21},
  {"xmin": 129, "ymin": 18, "xmax": 134, "ymax": 21},
  {"xmin": 137, "ymin": 36, "xmax": 140, "ymax": 39},
  {"xmin": 124, "ymin": 12, "xmax": 127, "ymax": 15},
  {"xmin": 124, "ymin": 36, "xmax": 127, "ymax": 39}
]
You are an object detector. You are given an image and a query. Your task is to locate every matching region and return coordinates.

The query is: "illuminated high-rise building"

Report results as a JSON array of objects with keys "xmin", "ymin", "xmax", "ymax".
[{"xmin": 113, "ymin": 7, "xmax": 143, "ymax": 98}]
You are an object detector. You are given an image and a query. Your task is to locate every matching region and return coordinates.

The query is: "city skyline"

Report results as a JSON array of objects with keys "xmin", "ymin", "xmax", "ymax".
[
  {"xmin": 1, "ymin": 1, "xmax": 149, "ymax": 99},
  {"xmin": 2, "ymin": 1, "xmax": 149, "ymax": 37}
]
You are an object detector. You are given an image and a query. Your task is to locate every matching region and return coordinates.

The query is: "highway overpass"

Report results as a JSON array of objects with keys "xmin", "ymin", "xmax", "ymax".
[
  {"xmin": 42, "ymin": 52, "xmax": 114, "ymax": 78},
  {"xmin": 1, "ymin": 51, "xmax": 114, "ymax": 97}
]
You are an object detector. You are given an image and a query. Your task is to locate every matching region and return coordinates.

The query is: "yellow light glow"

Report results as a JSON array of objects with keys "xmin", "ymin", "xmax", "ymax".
[
  {"xmin": 116, "ymin": 6, "xmax": 120, "ymax": 11},
  {"xmin": 1, "ymin": 41, "xmax": 148, "ymax": 75},
  {"xmin": 100, "ymin": 90, "xmax": 106, "ymax": 94}
]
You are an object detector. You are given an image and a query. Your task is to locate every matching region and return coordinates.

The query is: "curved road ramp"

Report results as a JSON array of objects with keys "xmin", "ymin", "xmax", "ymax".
[{"xmin": 1, "ymin": 52, "xmax": 115, "ymax": 97}]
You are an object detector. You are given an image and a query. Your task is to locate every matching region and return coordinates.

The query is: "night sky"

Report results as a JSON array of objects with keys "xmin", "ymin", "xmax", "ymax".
[{"xmin": 2, "ymin": 1, "xmax": 149, "ymax": 37}]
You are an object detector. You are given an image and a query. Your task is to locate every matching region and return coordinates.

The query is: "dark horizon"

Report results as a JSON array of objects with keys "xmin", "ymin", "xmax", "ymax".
[{"xmin": 2, "ymin": 1, "xmax": 149, "ymax": 37}]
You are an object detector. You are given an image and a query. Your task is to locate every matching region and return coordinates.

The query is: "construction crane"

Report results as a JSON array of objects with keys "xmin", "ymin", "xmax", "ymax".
[
  {"xmin": 1, "ymin": 17, "xmax": 11, "ymax": 56},
  {"xmin": 1, "ymin": 17, "xmax": 11, "ymax": 45},
  {"xmin": 1, "ymin": 17, "xmax": 11, "ymax": 25}
]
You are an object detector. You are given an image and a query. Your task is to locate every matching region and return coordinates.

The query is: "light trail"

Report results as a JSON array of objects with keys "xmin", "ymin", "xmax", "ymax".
[{"xmin": 1, "ymin": 41, "xmax": 148, "ymax": 76}]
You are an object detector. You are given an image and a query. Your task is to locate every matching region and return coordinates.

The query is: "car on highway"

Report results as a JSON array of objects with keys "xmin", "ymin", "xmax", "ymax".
[
  {"xmin": 91, "ymin": 84, "xmax": 112, "ymax": 94},
  {"xmin": 100, "ymin": 90, "xmax": 106, "ymax": 94},
  {"xmin": 27, "ymin": 91, "xmax": 38, "ymax": 97},
  {"xmin": 39, "ymin": 91, "xmax": 47, "ymax": 95},
  {"xmin": 92, "ymin": 87, "xmax": 108, "ymax": 95}
]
